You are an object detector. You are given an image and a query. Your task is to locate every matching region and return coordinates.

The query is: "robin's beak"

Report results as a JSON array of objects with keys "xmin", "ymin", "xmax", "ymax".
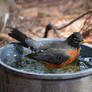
[{"xmin": 81, "ymin": 40, "xmax": 88, "ymax": 43}]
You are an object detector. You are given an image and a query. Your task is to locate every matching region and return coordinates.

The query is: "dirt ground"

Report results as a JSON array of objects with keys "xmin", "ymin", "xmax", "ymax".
[{"xmin": 0, "ymin": 0, "xmax": 92, "ymax": 46}]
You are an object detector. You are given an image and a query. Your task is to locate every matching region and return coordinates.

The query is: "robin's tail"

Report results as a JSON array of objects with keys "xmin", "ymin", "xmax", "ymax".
[
  {"xmin": 8, "ymin": 28, "xmax": 42, "ymax": 50},
  {"xmin": 8, "ymin": 28, "xmax": 28, "ymax": 43}
]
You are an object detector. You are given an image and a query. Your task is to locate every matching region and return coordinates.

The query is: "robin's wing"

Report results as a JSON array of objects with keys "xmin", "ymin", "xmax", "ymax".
[{"xmin": 26, "ymin": 48, "xmax": 70, "ymax": 65}]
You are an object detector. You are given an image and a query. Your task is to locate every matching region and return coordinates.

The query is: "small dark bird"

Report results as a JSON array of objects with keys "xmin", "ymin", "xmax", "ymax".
[{"xmin": 8, "ymin": 28, "xmax": 88, "ymax": 68}]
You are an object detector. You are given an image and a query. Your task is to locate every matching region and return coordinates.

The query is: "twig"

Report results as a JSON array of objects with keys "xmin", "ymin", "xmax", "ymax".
[{"xmin": 43, "ymin": 9, "xmax": 92, "ymax": 38}]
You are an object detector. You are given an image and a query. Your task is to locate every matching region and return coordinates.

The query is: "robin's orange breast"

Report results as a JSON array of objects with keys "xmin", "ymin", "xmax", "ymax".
[{"xmin": 44, "ymin": 48, "xmax": 81, "ymax": 69}]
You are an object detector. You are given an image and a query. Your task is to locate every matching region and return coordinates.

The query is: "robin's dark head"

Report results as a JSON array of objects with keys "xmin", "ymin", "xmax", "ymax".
[{"xmin": 66, "ymin": 32, "xmax": 88, "ymax": 49}]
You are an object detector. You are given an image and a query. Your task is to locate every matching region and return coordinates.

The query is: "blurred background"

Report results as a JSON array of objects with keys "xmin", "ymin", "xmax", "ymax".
[{"xmin": 0, "ymin": 0, "xmax": 92, "ymax": 46}]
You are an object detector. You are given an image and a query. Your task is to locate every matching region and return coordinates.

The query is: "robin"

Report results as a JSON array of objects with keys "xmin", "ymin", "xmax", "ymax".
[{"xmin": 8, "ymin": 28, "xmax": 88, "ymax": 69}]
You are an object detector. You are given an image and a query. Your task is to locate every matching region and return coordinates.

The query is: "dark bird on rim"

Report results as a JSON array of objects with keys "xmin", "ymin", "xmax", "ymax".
[{"xmin": 8, "ymin": 28, "xmax": 88, "ymax": 68}]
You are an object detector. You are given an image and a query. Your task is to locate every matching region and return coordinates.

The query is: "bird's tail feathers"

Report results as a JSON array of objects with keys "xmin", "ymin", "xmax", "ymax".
[{"xmin": 8, "ymin": 28, "xmax": 27, "ymax": 42}]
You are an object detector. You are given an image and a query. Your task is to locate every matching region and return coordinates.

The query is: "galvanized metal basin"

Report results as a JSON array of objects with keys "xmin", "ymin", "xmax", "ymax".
[{"xmin": 0, "ymin": 39, "xmax": 92, "ymax": 92}]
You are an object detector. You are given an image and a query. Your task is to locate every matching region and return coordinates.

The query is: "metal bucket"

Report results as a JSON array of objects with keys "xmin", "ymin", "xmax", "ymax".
[{"xmin": 0, "ymin": 39, "xmax": 92, "ymax": 92}]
